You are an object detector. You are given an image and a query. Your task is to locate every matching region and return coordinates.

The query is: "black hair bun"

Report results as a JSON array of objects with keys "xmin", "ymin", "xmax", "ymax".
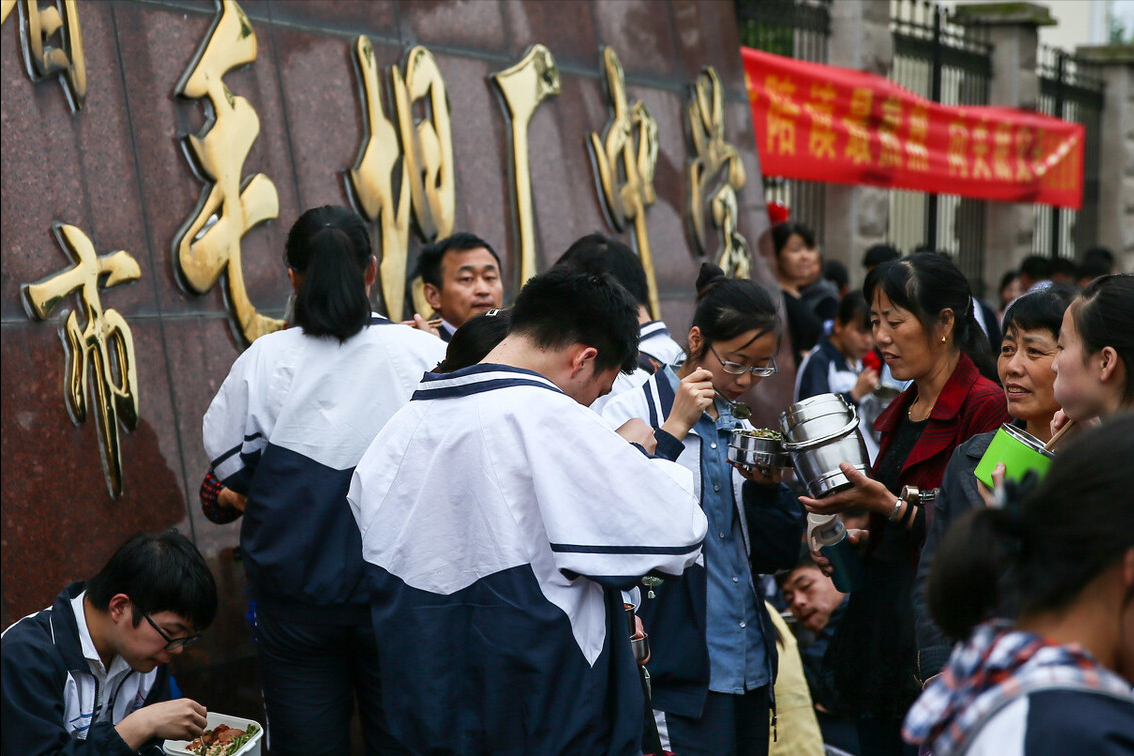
[{"xmin": 695, "ymin": 262, "xmax": 727, "ymax": 299}]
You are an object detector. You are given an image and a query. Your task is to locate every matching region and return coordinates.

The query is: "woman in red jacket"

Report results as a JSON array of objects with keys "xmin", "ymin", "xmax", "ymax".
[{"xmin": 801, "ymin": 253, "xmax": 1009, "ymax": 756}]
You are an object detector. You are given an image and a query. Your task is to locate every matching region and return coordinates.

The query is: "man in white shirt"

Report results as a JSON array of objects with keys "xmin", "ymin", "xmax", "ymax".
[
  {"xmin": 349, "ymin": 266, "xmax": 707, "ymax": 756},
  {"xmin": 2, "ymin": 530, "xmax": 218, "ymax": 756}
]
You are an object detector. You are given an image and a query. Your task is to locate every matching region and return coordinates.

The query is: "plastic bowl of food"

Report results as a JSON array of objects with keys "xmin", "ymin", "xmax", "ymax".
[{"xmin": 164, "ymin": 712, "xmax": 263, "ymax": 756}]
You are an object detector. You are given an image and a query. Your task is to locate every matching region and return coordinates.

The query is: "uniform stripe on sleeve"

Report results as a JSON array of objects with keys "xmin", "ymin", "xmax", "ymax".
[{"xmin": 549, "ymin": 541, "xmax": 703, "ymax": 555}]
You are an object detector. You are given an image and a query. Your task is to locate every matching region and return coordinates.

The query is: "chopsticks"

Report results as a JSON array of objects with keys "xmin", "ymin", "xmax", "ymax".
[{"xmin": 1044, "ymin": 418, "xmax": 1076, "ymax": 451}]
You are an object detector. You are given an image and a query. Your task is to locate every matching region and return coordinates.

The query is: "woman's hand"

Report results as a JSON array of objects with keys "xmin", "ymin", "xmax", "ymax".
[
  {"xmin": 1049, "ymin": 409, "xmax": 1071, "ymax": 439},
  {"xmin": 810, "ymin": 527, "xmax": 869, "ymax": 577},
  {"xmin": 661, "ymin": 368, "xmax": 715, "ymax": 441},
  {"xmin": 730, "ymin": 460, "xmax": 782, "ymax": 487},
  {"xmin": 218, "ymin": 487, "xmax": 247, "ymax": 512},
  {"xmin": 850, "ymin": 367, "xmax": 880, "ymax": 402},
  {"xmin": 976, "ymin": 461, "xmax": 1006, "ymax": 508},
  {"xmin": 799, "ymin": 462, "xmax": 891, "ymax": 515}
]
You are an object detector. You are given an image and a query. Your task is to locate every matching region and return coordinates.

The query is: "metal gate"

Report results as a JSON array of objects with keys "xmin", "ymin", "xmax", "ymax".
[
  {"xmin": 889, "ymin": 0, "xmax": 992, "ymax": 295},
  {"xmin": 1033, "ymin": 46, "xmax": 1105, "ymax": 261},
  {"xmin": 735, "ymin": 0, "xmax": 831, "ymax": 236}
]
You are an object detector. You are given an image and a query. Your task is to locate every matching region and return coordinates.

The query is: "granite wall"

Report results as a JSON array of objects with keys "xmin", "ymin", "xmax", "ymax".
[{"xmin": 1, "ymin": 0, "xmax": 777, "ymax": 726}]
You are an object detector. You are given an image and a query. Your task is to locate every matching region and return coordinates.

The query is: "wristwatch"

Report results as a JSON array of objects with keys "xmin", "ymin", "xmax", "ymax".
[{"xmin": 900, "ymin": 485, "xmax": 939, "ymax": 505}]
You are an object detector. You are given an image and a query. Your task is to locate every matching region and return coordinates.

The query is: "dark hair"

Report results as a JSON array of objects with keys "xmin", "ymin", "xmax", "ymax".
[
  {"xmin": 510, "ymin": 265, "xmax": 639, "ymax": 374},
  {"xmin": 823, "ymin": 260, "xmax": 849, "ymax": 292},
  {"xmin": 928, "ymin": 415, "xmax": 1134, "ymax": 640},
  {"xmin": 1049, "ymin": 257, "xmax": 1078, "ymax": 281},
  {"xmin": 554, "ymin": 234, "xmax": 649, "ymax": 309},
  {"xmin": 415, "ymin": 232, "xmax": 500, "ymax": 289},
  {"xmin": 86, "ymin": 530, "xmax": 218, "ymax": 630},
  {"xmin": 436, "ymin": 309, "xmax": 512, "ymax": 373},
  {"xmin": 864, "ymin": 252, "xmax": 997, "ymax": 381},
  {"xmin": 689, "ymin": 263, "xmax": 780, "ymax": 361},
  {"xmin": 862, "ymin": 244, "xmax": 901, "ymax": 270},
  {"xmin": 998, "ymin": 270, "xmax": 1019, "ymax": 296},
  {"xmin": 771, "ymin": 222, "xmax": 816, "ymax": 258},
  {"xmin": 1069, "ymin": 274, "xmax": 1134, "ymax": 405},
  {"xmin": 1001, "ymin": 284, "xmax": 1076, "ymax": 339},
  {"xmin": 835, "ymin": 291, "xmax": 870, "ymax": 329},
  {"xmin": 1019, "ymin": 254, "xmax": 1052, "ymax": 283},
  {"xmin": 775, "ymin": 545, "xmax": 820, "ymax": 588},
  {"xmin": 1079, "ymin": 246, "xmax": 1115, "ymax": 282},
  {"xmin": 286, "ymin": 205, "xmax": 372, "ymax": 342}
]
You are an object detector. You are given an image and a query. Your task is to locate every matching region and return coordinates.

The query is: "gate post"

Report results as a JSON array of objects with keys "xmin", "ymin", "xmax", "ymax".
[
  {"xmin": 1075, "ymin": 45, "xmax": 1134, "ymax": 272},
  {"xmin": 824, "ymin": 0, "xmax": 892, "ymax": 286},
  {"xmin": 954, "ymin": 3, "xmax": 1054, "ymax": 294}
]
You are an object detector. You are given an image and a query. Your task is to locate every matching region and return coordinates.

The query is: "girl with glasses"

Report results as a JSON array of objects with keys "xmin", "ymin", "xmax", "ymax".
[{"xmin": 603, "ymin": 263, "xmax": 804, "ymax": 756}]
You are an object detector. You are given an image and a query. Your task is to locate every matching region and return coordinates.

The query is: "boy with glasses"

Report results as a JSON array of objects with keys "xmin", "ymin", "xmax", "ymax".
[{"xmin": 2, "ymin": 530, "xmax": 218, "ymax": 755}]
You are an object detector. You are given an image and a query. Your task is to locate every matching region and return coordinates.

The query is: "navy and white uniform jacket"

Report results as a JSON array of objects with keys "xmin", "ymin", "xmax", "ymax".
[
  {"xmin": 591, "ymin": 320, "xmax": 685, "ymax": 414},
  {"xmin": 602, "ymin": 374, "xmax": 805, "ymax": 717},
  {"xmin": 203, "ymin": 314, "xmax": 445, "ymax": 623},
  {"xmin": 1, "ymin": 583, "xmax": 171, "ymax": 756},
  {"xmin": 347, "ymin": 364, "xmax": 707, "ymax": 756}
]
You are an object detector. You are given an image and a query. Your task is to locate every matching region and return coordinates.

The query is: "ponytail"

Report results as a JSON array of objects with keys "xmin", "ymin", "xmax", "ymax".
[
  {"xmin": 927, "ymin": 505, "xmax": 1017, "ymax": 640},
  {"xmin": 956, "ymin": 298, "xmax": 997, "ymax": 382},
  {"xmin": 285, "ymin": 206, "xmax": 373, "ymax": 342}
]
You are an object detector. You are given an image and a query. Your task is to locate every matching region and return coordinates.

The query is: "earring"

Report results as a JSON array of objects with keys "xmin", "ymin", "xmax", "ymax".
[{"xmin": 941, "ymin": 335, "xmax": 947, "ymax": 343}]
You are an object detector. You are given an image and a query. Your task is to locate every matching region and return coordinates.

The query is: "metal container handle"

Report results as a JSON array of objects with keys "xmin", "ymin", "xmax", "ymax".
[{"xmin": 781, "ymin": 405, "xmax": 860, "ymax": 451}]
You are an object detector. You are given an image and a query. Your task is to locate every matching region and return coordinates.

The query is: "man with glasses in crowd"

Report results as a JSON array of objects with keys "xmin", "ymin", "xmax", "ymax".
[{"xmin": 2, "ymin": 530, "xmax": 218, "ymax": 755}]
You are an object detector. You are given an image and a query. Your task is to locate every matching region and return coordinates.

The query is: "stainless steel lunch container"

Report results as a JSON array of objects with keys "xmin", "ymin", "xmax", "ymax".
[
  {"xmin": 780, "ymin": 393, "xmax": 871, "ymax": 498},
  {"xmin": 727, "ymin": 429, "xmax": 791, "ymax": 470}
]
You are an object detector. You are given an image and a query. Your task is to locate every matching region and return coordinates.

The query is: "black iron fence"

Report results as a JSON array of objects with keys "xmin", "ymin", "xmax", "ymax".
[
  {"xmin": 889, "ymin": 0, "xmax": 992, "ymax": 294},
  {"xmin": 735, "ymin": 0, "xmax": 831, "ymax": 238},
  {"xmin": 1033, "ymin": 45, "xmax": 1105, "ymax": 261}
]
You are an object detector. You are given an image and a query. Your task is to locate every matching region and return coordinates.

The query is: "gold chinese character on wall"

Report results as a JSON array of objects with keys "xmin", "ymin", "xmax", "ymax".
[
  {"xmin": 21, "ymin": 224, "xmax": 141, "ymax": 498},
  {"xmin": 3, "ymin": 0, "xmax": 87, "ymax": 110},
  {"xmin": 349, "ymin": 40, "xmax": 457, "ymax": 319},
  {"xmin": 492, "ymin": 44, "xmax": 560, "ymax": 287},
  {"xmin": 589, "ymin": 46, "xmax": 661, "ymax": 318},
  {"xmin": 686, "ymin": 66, "xmax": 751, "ymax": 279},
  {"xmin": 172, "ymin": 0, "xmax": 282, "ymax": 347}
]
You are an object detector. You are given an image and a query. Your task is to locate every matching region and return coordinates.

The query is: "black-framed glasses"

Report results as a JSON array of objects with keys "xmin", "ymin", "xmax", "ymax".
[
  {"xmin": 142, "ymin": 613, "xmax": 201, "ymax": 651},
  {"xmin": 709, "ymin": 346, "xmax": 778, "ymax": 377}
]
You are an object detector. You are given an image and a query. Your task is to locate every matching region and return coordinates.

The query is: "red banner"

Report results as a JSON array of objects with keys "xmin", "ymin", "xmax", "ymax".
[{"xmin": 743, "ymin": 48, "xmax": 1084, "ymax": 209}]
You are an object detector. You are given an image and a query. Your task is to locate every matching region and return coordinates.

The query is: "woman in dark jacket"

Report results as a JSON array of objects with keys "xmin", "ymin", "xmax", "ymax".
[
  {"xmin": 912, "ymin": 286, "xmax": 1075, "ymax": 682},
  {"xmin": 799, "ymin": 253, "xmax": 1009, "ymax": 756}
]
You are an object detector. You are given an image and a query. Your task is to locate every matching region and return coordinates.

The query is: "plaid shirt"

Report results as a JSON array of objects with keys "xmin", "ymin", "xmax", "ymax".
[
  {"xmin": 199, "ymin": 467, "xmax": 242, "ymax": 524},
  {"xmin": 903, "ymin": 620, "xmax": 1133, "ymax": 756}
]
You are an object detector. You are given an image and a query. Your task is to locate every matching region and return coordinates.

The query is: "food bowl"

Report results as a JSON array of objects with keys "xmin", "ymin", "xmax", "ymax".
[
  {"xmin": 974, "ymin": 423, "xmax": 1054, "ymax": 489},
  {"xmin": 728, "ymin": 428, "xmax": 790, "ymax": 470},
  {"xmin": 164, "ymin": 712, "xmax": 263, "ymax": 756}
]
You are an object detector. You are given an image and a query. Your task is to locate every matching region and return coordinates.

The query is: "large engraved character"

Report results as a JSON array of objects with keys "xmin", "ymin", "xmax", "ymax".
[
  {"xmin": 588, "ymin": 46, "xmax": 661, "ymax": 318},
  {"xmin": 491, "ymin": 44, "xmax": 560, "ymax": 287},
  {"xmin": 172, "ymin": 0, "xmax": 282, "ymax": 346},
  {"xmin": 349, "ymin": 36, "xmax": 410, "ymax": 319},
  {"xmin": 3, "ymin": 0, "xmax": 87, "ymax": 109},
  {"xmin": 686, "ymin": 66, "xmax": 750, "ymax": 279},
  {"xmin": 349, "ymin": 42, "xmax": 456, "ymax": 319},
  {"xmin": 394, "ymin": 47, "xmax": 456, "ymax": 318},
  {"xmin": 21, "ymin": 224, "xmax": 141, "ymax": 498}
]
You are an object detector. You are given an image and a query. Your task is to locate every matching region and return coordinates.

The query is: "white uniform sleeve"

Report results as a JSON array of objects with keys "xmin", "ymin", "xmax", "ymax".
[
  {"xmin": 202, "ymin": 346, "xmax": 274, "ymax": 492},
  {"xmin": 523, "ymin": 407, "xmax": 706, "ymax": 586}
]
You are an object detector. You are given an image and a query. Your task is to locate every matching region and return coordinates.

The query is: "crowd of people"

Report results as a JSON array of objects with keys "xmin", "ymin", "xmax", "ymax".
[{"xmin": 2, "ymin": 206, "xmax": 1131, "ymax": 756}]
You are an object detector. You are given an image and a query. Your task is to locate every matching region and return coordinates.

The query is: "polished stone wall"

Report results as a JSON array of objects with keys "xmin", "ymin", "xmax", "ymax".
[{"xmin": 1, "ymin": 0, "xmax": 777, "ymax": 724}]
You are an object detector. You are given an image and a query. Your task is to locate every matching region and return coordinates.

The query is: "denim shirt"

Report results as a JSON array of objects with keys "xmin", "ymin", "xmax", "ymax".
[{"xmin": 663, "ymin": 368, "xmax": 768, "ymax": 693}]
